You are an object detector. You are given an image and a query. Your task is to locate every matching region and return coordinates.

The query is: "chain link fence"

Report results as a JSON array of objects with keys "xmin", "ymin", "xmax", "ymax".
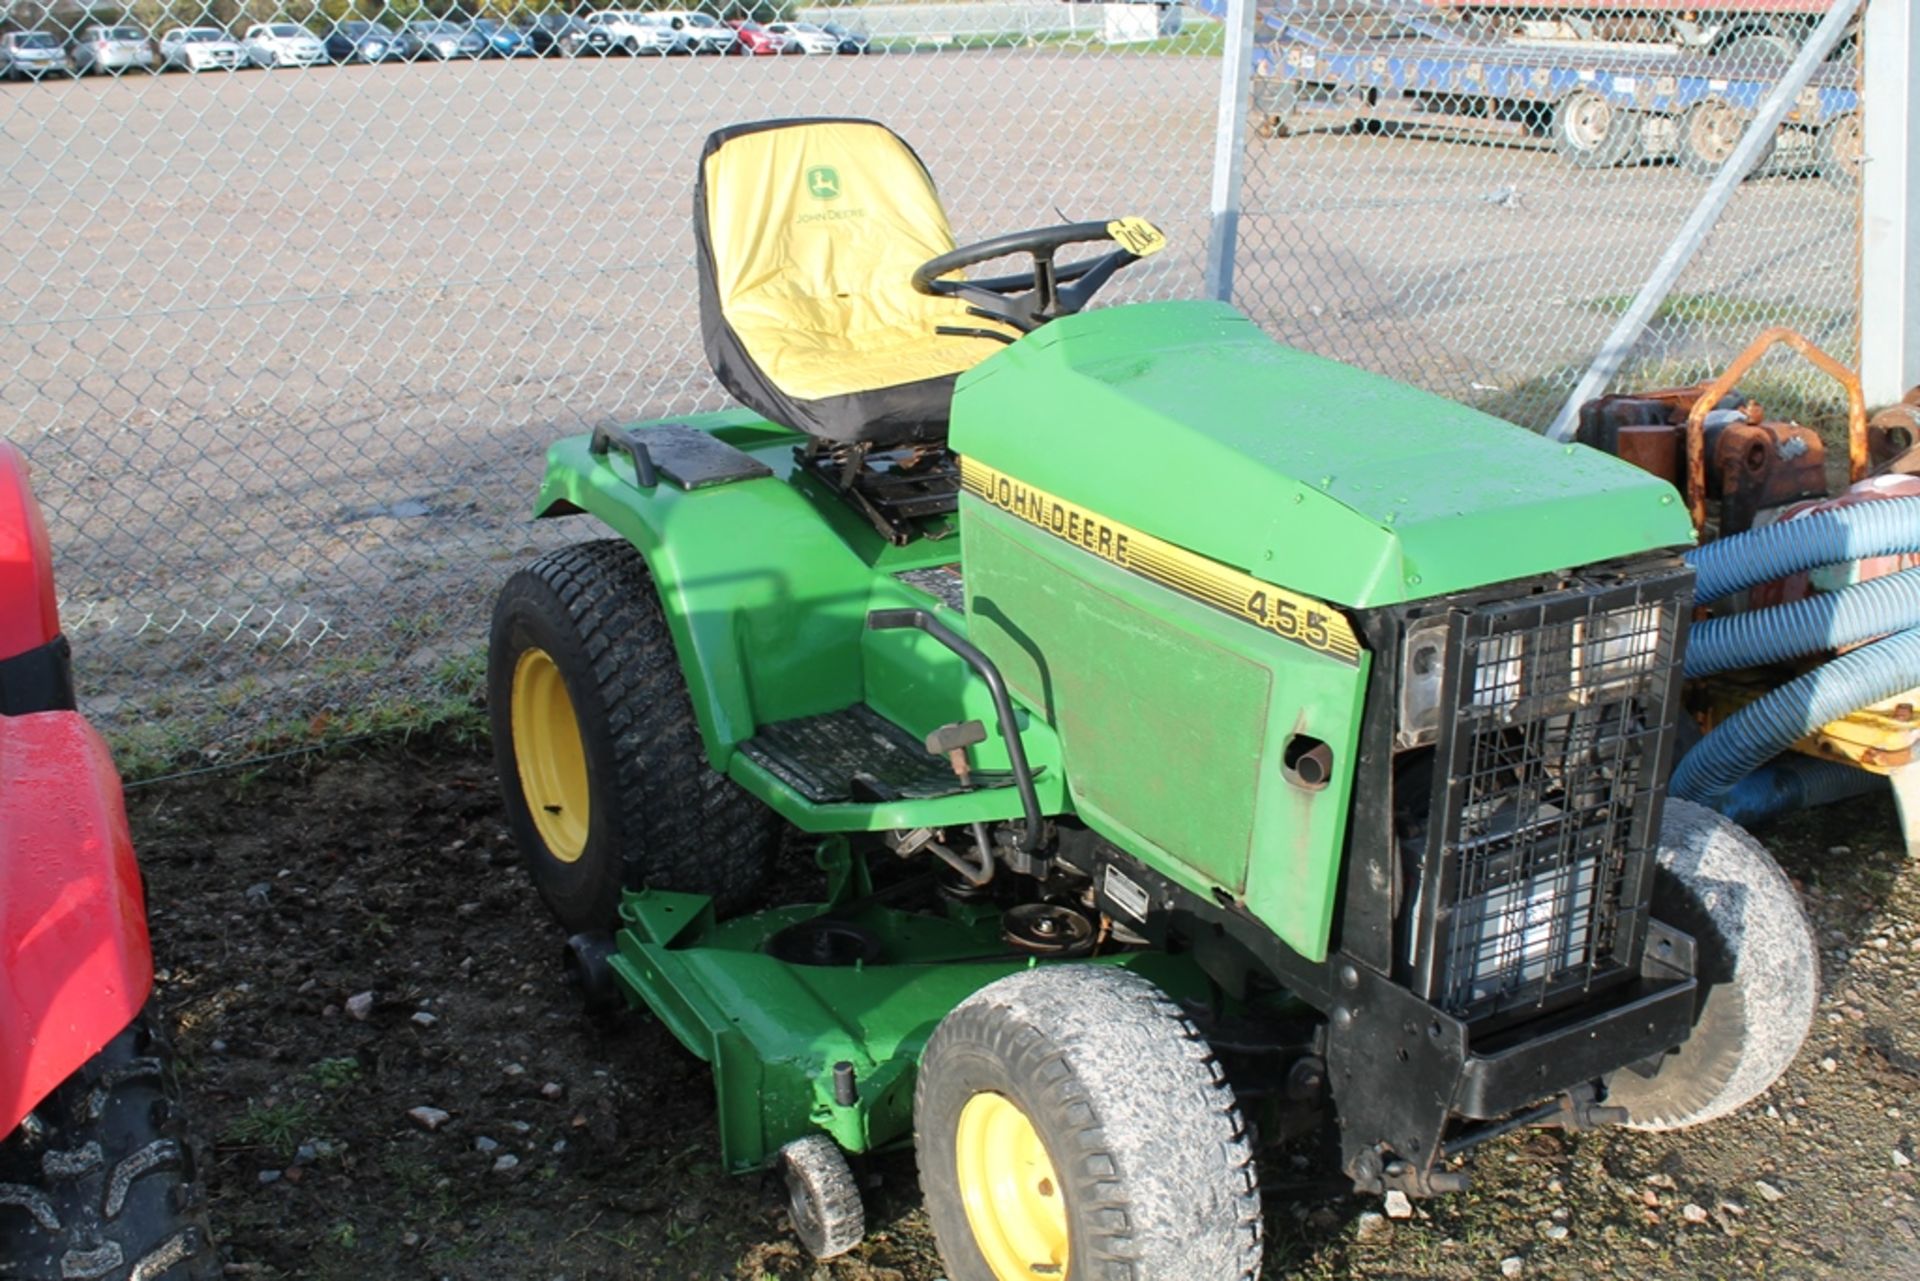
[
  {"xmin": 1235, "ymin": 0, "xmax": 1862, "ymax": 430},
  {"xmin": 0, "ymin": 0, "xmax": 1867, "ymax": 772}
]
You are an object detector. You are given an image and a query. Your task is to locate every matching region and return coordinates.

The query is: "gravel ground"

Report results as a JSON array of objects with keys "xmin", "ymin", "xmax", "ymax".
[
  {"xmin": 0, "ymin": 48, "xmax": 1860, "ymax": 764},
  {"xmin": 129, "ymin": 732, "xmax": 1919, "ymax": 1280}
]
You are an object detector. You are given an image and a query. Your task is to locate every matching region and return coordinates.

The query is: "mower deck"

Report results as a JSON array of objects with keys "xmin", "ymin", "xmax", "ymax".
[{"xmin": 606, "ymin": 841, "xmax": 1202, "ymax": 1172}]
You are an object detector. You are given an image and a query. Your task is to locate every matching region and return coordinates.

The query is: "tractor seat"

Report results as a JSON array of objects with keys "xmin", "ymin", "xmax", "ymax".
[{"xmin": 693, "ymin": 118, "xmax": 1016, "ymax": 449}]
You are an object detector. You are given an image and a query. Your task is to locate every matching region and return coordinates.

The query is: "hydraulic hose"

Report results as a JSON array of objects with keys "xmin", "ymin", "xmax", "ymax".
[
  {"xmin": 1711, "ymin": 754, "xmax": 1887, "ymax": 828},
  {"xmin": 1671, "ymin": 626, "xmax": 1920, "ymax": 805},
  {"xmin": 1685, "ymin": 567, "xmax": 1920, "ymax": 678},
  {"xmin": 1685, "ymin": 495, "xmax": 1920, "ymax": 605}
]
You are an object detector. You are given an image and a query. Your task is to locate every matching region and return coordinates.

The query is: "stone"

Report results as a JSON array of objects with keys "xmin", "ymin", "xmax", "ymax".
[
  {"xmin": 475, "ymin": 1136, "xmax": 499, "ymax": 1154},
  {"xmin": 257, "ymin": 1169, "xmax": 282, "ymax": 1186},
  {"xmin": 1500, "ymin": 1257, "xmax": 1524, "ymax": 1277},
  {"xmin": 1384, "ymin": 1190, "xmax": 1413, "ymax": 1219},
  {"xmin": 1545, "ymin": 1225, "xmax": 1569, "ymax": 1242},
  {"xmin": 1355, "ymin": 1211, "xmax": 1388, "ymax": 1240},
  {"xmin": 408, "ymin": 1106, "xmax": 451, "ymax": 1131},
  {"xmin": 1895, "ymin": 1149, "xmax": 1913, "ymax": 1169},
  {"xmin": 540, "ymin": 1081, "xmax": 565, "ymax": 1100},
  {"xmin": 492, "ymin": 1154, "xmax": 520, "ymax": 1173},
  {"xmin": 1755, "ymin": 1180, "xmax": 1785, "ymax": 1203},
  {"xmin": 411, "ymin": 1011, "xmax": 439, "ymax": 1028},
  {"xmin": 1682, "ymin": 1203, "xmax": 1710, "ymax": 1224},
  {"xmin": 345, "ymin": 991, "xmax": 375, "ymax": 1021}
]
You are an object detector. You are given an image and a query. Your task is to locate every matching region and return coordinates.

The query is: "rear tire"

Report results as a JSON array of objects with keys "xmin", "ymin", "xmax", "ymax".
[
  {"xmin": 915, "ymin": 966, "xmax": 1262, "ymax": 1281},
  {"xmin": 488, "ymin": 539, "xmax": 779, "ymax": 931},
  {"xmin": 0, "ymin": 1014, "xmax": 217, "ymax": 1280},
  {"xmin": 1676, "ymin": 98, "xmax": 1774, "ymax": 178},
  {"xmin": 1607, "ymin": 799, "xmax": 1818, "ymax": 1131},
  {"xmin": 1817, "ymin": 112, "xmax": 1862, "ymax": 192}
]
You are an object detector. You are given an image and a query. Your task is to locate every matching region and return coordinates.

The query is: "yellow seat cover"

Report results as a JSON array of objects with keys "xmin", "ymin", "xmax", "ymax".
[{"xmin": 695, "ymin": 119, "xmax": 1013, "ymax": 444}]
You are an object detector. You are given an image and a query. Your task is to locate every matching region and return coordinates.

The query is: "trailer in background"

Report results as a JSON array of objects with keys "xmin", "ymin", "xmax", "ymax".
[
  {"xmin": 1250, "ymin": 5, "xmax": 1860, "ymax": 187},
  {"xmin": 1427, "ymin": 0, "xmax": 1835, "ymax": 59}
]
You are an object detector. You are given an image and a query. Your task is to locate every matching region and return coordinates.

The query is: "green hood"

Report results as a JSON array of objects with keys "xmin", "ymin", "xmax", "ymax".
[{"xmin": 951, "ymin": 300, "xmax": 1693, "ymax": 608}]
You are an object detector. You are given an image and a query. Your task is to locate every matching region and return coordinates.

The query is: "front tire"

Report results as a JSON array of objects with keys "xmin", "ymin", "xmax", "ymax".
[
  {"xmin": 488, "ymin": 540, "xmax": 779, "ymax": 931},
  {"xmin": 1607, "ymin": 799, "xmax": 1818, "ymax": 1131},
  {"xmin": 1553, "ymin": 90, "xmax": 1640, "ymax": 169},
  {"xmin": 0, "ymin": 1015, "xmax": 216, "ymax": 1280},
  {"xmin": 915, "ymin": 966, "xmax": 1262, "ymax": 1281}
]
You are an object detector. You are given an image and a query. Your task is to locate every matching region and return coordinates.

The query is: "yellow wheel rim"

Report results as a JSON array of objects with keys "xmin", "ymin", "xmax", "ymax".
[
  {"xmin": 509, "ymin": 647, "xmax": 590, "ymax": 863},
  {"xmin": 955, "ymin": 1092, "xmax": 1069, "ymax": 1281}
]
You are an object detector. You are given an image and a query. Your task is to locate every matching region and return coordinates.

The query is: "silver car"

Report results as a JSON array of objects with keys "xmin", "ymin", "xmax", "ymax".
[
  {"xmin": 578, "ymin": 10, "xmax": 683, "ymax": 55},
  {"xmin": 243, "ymin": 23, "xmax": 329, "ymax": 69},
  {"xmin": 0, "ymin": 31, "xmax": 71, "ymax": 79},
  {"xmin": 71, "ymin": 25, "xmax": 155, "ymax": 75},
  {"xmin": 159, "ymin": 28, "xmax": 248, "ymax": 73},
  {"xmin": 403, "ymin": 19, "xmax": 487, "ymax": 60}
]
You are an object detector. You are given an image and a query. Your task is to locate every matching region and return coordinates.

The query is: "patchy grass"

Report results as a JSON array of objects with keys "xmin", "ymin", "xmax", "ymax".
[
  {"xmin": 1584, "ymin": 292, "xmax": 1852, "ymax": 336},
  {"xmin": 109, "ymin": 645, "xmax": 488, "ymax": 782}
]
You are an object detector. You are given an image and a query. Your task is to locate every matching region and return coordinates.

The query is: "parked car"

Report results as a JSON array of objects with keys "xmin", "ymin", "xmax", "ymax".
[
  {"xmin": 243, "ymin": 22, "xmax": 329, "ymax": 68},
  {"xmin": 0, "ymin": 30, "xmax": 70, "ymax": 79},
  {"xmin": 404, "ymin": 19, "xmax": 487, "ymax": 60},
  {"xmin": 578, "ymin": 10, "xmax": 683, "ymax": 55},
  {"xmin": 765, "ymin": 21, "xmax": 838, "ymax": 54},
  {"xmin": 725, "ymin": 19, "xmax": 785, "ymax": 55},
  {"xmin": 468, "ymin": 17, "xmax": 534, "ymax": 58},
  {"xmin": 159, "ymin": 27, "xmax": 248, "ymax": 72},
  {"xmin": 651, "ymin": 9, "xmax": 736, "ymax": 54},
  {"xmin": 822, "ymin": 21, "xmax": 870, "ymax": 54},
  {"xmin": 324, "ymin": 19, "xmax": 406, "ymax": 63},
  {"xmin": 520, "ymin": 13, "xmax": 610, "ymax": 56},
  {"xmin": 69, "ymin": 24, "xmax": 155, "ymax": 75}
]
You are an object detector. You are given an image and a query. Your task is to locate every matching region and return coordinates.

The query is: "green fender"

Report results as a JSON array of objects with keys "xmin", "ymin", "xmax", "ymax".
[{"xmin": 530, "ymin": 409, "xmax": 1067, "ymax": 832}]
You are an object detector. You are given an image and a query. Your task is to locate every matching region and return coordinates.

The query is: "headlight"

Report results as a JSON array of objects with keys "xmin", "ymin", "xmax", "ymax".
[{"xmin": 1396, "ymin": 614, "xmax": 1449, "ymax": 748}]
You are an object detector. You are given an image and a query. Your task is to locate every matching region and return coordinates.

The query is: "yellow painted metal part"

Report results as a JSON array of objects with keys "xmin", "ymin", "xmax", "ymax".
[
  {"xmin": 1794, "ymin": 686, "xmax": 1920, "ymax": 775},
  {"xmin": 1698, "ymin": 676, "xmax": 1920, "ymax": 776},
  {"xmin": 510, "ymin": 647, "xmax": 591, "ymax": 861},
  {"xmin": 954, "ymin": 1092, "xmax": 1070, "ymax": 1281}
]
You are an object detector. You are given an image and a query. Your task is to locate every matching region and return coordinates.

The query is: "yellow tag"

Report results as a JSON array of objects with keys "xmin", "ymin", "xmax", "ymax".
[{"xmin": 1105, "ymin": 217, "xmax": 1167, "ymax": 258}]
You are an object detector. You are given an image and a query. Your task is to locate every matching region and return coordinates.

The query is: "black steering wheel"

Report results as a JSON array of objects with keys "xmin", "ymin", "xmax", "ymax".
[{"xmin": 911, "ymin": 218, "xmax": 1165, "ymax": 337}]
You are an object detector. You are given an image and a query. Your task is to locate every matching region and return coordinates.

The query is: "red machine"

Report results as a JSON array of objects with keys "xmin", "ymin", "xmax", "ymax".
[{"xmin": 0, "ymin": 440, "xmax": 213, "ymax": 1279}]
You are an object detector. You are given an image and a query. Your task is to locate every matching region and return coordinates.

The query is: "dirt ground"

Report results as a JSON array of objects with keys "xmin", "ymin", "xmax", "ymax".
[{"xmin": 125, "ymin": 728, "xmax": 1920, "ymax": 1281}]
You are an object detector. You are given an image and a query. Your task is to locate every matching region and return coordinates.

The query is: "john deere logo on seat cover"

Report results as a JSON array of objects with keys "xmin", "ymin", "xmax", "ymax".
[{"xmin": 806, "ymin": 166, "xmax": 841, "ymax": 201}]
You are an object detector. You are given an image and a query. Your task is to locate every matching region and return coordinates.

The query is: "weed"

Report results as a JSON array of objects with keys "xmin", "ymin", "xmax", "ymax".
[
  {"xmin": 223, "ymin": 1099, "xmax": 320, "ymax": 1157},
  {"xmin": 310, "ymin": 1056, "xmax": 363, "ymax": 1090}
]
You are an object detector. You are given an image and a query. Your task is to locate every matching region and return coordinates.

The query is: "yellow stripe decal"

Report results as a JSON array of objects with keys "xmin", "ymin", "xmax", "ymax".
[{"xmin": 960, "ymin": 458, "xmax": 1362, "ymax": 666}]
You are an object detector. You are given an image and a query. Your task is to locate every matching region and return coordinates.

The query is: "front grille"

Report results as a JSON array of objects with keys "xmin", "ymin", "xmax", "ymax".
[{"xmin": 1412, "ymin": 564, "xmax": 1690, "ymax": 1024}]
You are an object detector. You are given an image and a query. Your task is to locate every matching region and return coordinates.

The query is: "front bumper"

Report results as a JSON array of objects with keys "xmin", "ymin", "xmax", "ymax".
[{"xmin": 1324, "ymin": 924, "xmax": 1697, "ymax": 1195}]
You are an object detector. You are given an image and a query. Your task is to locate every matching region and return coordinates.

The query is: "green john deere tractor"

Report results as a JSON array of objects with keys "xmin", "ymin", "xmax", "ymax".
[{"xmin": 487, "ymin": 119, "xmax": 1819, "ymax": 1277}]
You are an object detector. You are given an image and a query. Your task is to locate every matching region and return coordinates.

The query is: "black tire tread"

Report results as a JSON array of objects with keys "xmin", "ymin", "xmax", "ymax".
[
  {"xmin": 0, "ymin": 1015, "xmax": 216, "ymax": 1281},
  {"xmin": 779, "ymin": 1134, "xmax": 865, "ymax": 1259},
  {"xmin": 1611, "ymin": 799, "xmax": 1818, "ymax": 1131},
  {"xmin": 490, "ymin": 539, "xmax": 777, "ymax": 928},
  {"xmin": 915, "ymin": 966, "xmax": 1261, "ymax": 1281}
]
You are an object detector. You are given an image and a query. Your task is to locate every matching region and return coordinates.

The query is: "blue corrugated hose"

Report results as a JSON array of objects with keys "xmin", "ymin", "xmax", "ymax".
[
  {"xmin": 1685, "ymin": 495, "xmax": 1920, "ymax": 605},
  {"xmin": 1685, "ymin": 566, "xmax": 1920, "ymax": 678},
  {"xmin": 1672, "ymin": 625, "xmax": 1920, "ymax": 806},
  {"xmin": 1711, "ymin": 753, "xmax": 1887, "ymax": 827}
]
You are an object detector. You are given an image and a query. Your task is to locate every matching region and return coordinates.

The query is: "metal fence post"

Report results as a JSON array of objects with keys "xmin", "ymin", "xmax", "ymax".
[
  {"xmin": 1204, "ymin": 0, "xmax": 1258, "ymax": 302},
  {"xmin": 1861, "ymin": 0, "xmax": 1919, "ymax": 406},
  {"xmin": 1544, "ymin": 0, "xmax": 1867, "ymax": 441}
]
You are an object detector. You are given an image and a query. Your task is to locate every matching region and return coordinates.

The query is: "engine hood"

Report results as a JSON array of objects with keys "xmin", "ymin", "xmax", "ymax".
[{"xmin": 950, "ymin": 299, "xmax": 1693, "ymax": 608}]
